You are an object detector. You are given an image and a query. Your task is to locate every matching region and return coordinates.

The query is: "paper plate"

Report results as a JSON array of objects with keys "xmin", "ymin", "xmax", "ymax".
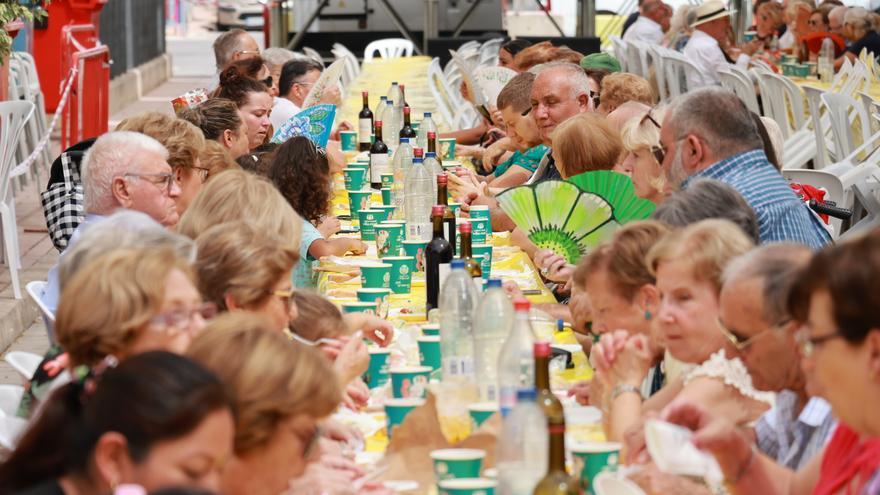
[
  {"xmin": 593, "ymin": 472, "xmax": 647, "ymax": 495},
  {"xmin": 302, "ymin": 58, "xmax": 346, "ymax": 109}
]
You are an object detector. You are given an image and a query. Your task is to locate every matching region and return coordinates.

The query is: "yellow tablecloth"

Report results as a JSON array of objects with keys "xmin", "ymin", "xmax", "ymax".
[{"xmin": 791, "ymin": 76, "xmax": 880, "ymax": 99}]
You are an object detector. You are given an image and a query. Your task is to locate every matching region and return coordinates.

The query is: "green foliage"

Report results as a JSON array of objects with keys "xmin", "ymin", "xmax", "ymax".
[{"xmin": 1, "ymin": 1, "xmax": 49, "ymax": 61}]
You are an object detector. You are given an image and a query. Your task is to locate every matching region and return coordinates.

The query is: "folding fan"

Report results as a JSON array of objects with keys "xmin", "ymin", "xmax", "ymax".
[
  {"xmin": 496, "ymin": 180, "xmax": 620, "ymax": 264},
  {"xmin": 271, "ymin": 104, "xmax": 337, "ymax": 147},
  {"xmin": 567, "ymin": 170, "xmax": 656, "ymax": 223},
  {"xmin": 302, "ymin": 59, "xmax": 346, "ymax": 109},
  {"xmin": 474, "ymin": 66, "xmax": 517, "ymax": 106}
]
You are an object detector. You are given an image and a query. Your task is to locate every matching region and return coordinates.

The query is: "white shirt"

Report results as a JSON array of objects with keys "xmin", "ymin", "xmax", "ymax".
[
  {"xmin": 683, "ymin": 29, "xmax": 750, "ymax": 88},
  {"xmin": 270, "ymin": 96, "xmax": 301, "ymax": 130},
  {"xmin": 623, "ymin": 15, "xmax": 665, "ymax": 45}
]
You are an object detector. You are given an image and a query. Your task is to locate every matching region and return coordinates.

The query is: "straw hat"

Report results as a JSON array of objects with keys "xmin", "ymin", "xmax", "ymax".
[{"xmin": 691, "ymin": 0, "xmax": 736, "ymax": 27}]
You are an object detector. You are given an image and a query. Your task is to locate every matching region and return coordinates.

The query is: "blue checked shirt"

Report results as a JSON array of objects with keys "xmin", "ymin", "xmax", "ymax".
[
  {"xmin": 683, "ymin": 150, "xmax": 831, "ymax": 249},
  {"xmin": 755, "ymin": 390, "xmax": 836, "ymax": 470}
]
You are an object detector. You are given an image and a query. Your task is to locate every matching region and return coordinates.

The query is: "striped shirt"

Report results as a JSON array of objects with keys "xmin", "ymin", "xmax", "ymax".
[
  {"xmin": 683, "ymin": 150, "xmax": 831, "ymax": 249},
  {"xmin": 755, "ymin": 390, "xmax": 836, "ymax": 470}
]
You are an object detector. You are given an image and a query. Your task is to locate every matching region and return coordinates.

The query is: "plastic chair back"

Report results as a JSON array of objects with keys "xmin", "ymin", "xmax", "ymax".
[{"xmin": 364, "ymin": 38, "xmax": 415, "ymax": 62}]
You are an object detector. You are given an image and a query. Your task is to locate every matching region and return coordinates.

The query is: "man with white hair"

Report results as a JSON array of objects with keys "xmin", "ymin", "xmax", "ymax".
[
  {"xmin": 684, "ymin": 0, "xmax": 758, "ymax": 87},
  {"xmin": 43, "ymin": 131, "xmax": 182, "ymax": 312},
  {"xmin": 836, "ymin": 7, "xmax": 880, "ymax": 69},
  {"xmin": 659, "ymin": 87, "xmax": 830, "ymax": 249},
  {"xmin": 828, "ymin": 5, "xmax": 847, "ymax": 38}
]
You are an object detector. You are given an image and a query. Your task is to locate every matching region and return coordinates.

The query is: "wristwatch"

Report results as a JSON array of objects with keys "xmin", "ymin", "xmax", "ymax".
[{"xmin": 611, "ymin": 383, "xmax": 641, "ymax": 401}]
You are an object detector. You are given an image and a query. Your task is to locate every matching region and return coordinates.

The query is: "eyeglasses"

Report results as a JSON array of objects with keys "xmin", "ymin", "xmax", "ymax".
[
  {"xmin": 124, "ymin": 172, "xmax": 175, "ymax": 194},
  {"xmin": 270, "ymin": 288, "xmax": 296, "ymax": 308},
  {"xmin": 150, "ymin": 303, "xmax": 218, "ymax": 332},
  {"xmin": 288, "ymin": 332, "xmax": 341, "ymax": 347},
  {"xmin": 294, "ymin": 80, "xmax": 315, "ymax": 88},
  {"xmin": 717, "ymin": 317, "xmax": 789, "ymax": 352},
  {"xmin": 640, "ymin": 111, "xmax": 666, "ymax": 164},
  {"xmin": 795, "ymin": 327, "xmax": 843, "ymax": 357},
  {"xmin": 234, "ymin": 50, "xmax": 261, "ymax": 57},
  {"xmin": 193, "ymin": 166, "xmax": 210, "ymax": 183}
]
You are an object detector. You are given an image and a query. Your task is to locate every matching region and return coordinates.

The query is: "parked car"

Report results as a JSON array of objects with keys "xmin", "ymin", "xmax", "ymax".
[{"xmin": 217, "ymin": 0, "xmax": 264, "ymax": 31}]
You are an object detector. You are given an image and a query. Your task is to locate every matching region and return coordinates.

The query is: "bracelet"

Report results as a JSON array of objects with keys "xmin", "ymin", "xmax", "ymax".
[
  {"xmin": 611, "ymin": 383, "xmax": 641, "ymax": 401},
  {"xmin": 726, "ymin": 444, "xmax": 756, "ymax": 486}
]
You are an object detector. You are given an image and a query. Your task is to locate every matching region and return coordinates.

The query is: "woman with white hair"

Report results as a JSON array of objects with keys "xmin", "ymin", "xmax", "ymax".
[{"xmin": 835, "ymin": 6, "xmax": 880, "ymax": 69}]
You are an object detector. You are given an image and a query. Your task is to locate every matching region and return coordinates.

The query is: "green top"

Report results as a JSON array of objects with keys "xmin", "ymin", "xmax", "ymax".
[{"xmin": 494, "ymin": 144, "xmax": 549, "ymax": 177}]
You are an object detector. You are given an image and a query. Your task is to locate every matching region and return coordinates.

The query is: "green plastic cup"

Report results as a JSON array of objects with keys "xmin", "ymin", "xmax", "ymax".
[
  {"xmin": 570, "ymin": 441, "xmax": 622, "ymax": 493},
  {"xmin": 340, "ymin": 130, "xmax": 358, "ymax": 151},
  {"xmin": 469, "ymin": 205, "xmax": 490, "ymax": 221},
  {"xmin": 385, "ymin": 397, "xmax": 425, "ymax": 438},
  {"xmin": 364, "ymin": 347, "xmax": 391, "ymax": 388},
  {"xmin": 360, "ymin": 263, "xmax": 392, "ymax": 289},
  {"xmin": 467, "ymin": 402, "xmax": 498, "ymax": 429},
  {"xmin": 375, "ymin": 223, "xmax": 404, "ymax": 258},
  {"xmin": 438, "ymin": 478, "xmax": 496, "ymax": 495},
  {"xmin": 412, "ymin": 121, "xmax": 421, "ymax": 132},
  {"xmin": 431, "ymin": 449, "xmax": 486, "ymax": 482},
  {"xmin": 448, "ymin": 203, "xmax": 461, "ymax": 218},
  {"xmin": 421, "ymin": 323, "xmax": 440, "ymax": 337},
  {"xmin": 472, "ymin": 243, "xmax": 492, "ymax": 279},
  {"xmin": 389, "ymin": 365, "xmax": 433, "ymax": 399},
  {"xmin": 348, "ymin": 161, "xmax": 370, "ymax": 173},
  {"xmin": 340, "ymin": 301, "xmax": 377, "ymax": 315},
  {"xmin": 356, "ymin": 288, "xmax": 391, "ymax": 307},
  {"xmin": 384, "ymin": 256, "xmax": 416, "ymax": 294},
  {"xmin": 403, "ymin": 240, "xmax": 428, "ymax": 272},
  {"xmin": 348, "ymin": 190, "xmax": 373, "ymax": 219},
  {"xmin": 375, "ymin": 205, "xmax": 396, "ymax": 221},
  {"xmin": 357, "ymin": 209, "xmax": 382, "ymax": 241},
  {"xmin": 381, "ymin": 173, "xmax": 394, "ymax": 189},
  {"xmin": 343, "ymin": 167, "xmax": 367, "ymax": 191},
  {"xmin": 418, "ymin": 336, "xmax": 441, "ymax": 371},
  {"xmin": 381, "ymin": 187, "xmax": 393, "ymax": 206},
  {"xmin": 469, "ymin": 217, "xmax": 490, "ymax": 244},
  {"xmin": 439, "ymin": 137, "xmax": 457, "ymax": 161}
]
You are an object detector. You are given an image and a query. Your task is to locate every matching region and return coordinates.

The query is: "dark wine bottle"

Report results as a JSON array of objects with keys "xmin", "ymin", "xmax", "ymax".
[
  {"xmin": 370, "ymin": 121, "xmax": 389, "ymax": 190},
  {"xmin": 533, "ymin": 342, "xmax": 578, "ymax": 495},
  {"xmin": 458, "ymin": 222, "xmax": 482, "ymax": 292},
  {"xmin": 400, "ymin": 106, "xmax": 418, "ymax": 140},
  {"xmin": 427, "ymin": 131, "xmax": 438, "ymax": 154},
  {"xmin": 426, "ymin": 205, "xmax": 453, "ymax": 313},
  {"xmin": 400, "ymin": 83, "xmax": 409, "ymax": 110},
  {"xmin": 436, "ymin": 173, "xmax": 456, "ymax": 255},
  {"xmin": 358, "ymin": 91, "xmax": 373, "ymax": 152}
]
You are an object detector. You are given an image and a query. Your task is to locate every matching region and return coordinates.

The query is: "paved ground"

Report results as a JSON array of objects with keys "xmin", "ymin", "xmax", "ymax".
[{"xmin": 0, "ymin": 3, "xmax": 243, "ymax": 385}]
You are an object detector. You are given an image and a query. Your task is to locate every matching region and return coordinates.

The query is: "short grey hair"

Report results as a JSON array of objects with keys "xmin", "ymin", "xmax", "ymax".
[
  {"xmin": 651, "ymin": 178, "xmax": 760, "ymax": 243},
  {"xmin": 81, "ymin": 131, "xmax": 168, "ymax": 215},
  {"xmin": 844, "ymin": 7, "xmax": 871, "ymax": 30},
  {"xmin": 262, "ymin": 47, "xmax": 299, "ymax": 72},
  {"xmin": 531, "ymin": 62, "xmax": 591, "ymax": 101},
  {"xmin": 722, "ymin": 243, "xmax": 812, "ymax": 325},
  {"xmin": 58, "ymin": 210, "xmax": 196, "ymax": 290},
  {"xmin": 213, "ymin": 29, "xmax": 250, "ymax": 70},
  {"xmin": 668, "ymin": 87, "xmax": 764, "ymax": 159}
]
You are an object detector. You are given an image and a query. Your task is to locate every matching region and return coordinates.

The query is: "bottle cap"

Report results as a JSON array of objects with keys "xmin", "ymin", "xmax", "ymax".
[
  {"xmin": 400, "ymin": 83, "xmax": 405, "ymax": 89},
  {"xmin": 432, "ymin": 205, "xmax": 445, "ymax": 216},
  {"xmin": 557, "ymin": 319, "xmax": 564, "ymax": 331},
  {"xmin": 437, "ymin": 173, "xmax": 447, "ymax": 185},
  {"xmin": 380, "ymin": 96, "xmax": 387, "ymax": 100},
  {"xmin": 424, "ymin": 112, "xmax": 432, "ymax": 117},
  {"xmin": 513, "ymin": 298, "xmax": 530, "ymax": 312},
  {"xmin": 375, "ymin": 120, "xmax": 383, "ymax": 127},
  {"xmin": 400, "ymin": 137, "xmax": 410, "ymax": 143},
  {"xmin": 458, "ymin": 222, "xmax": 472, "ymax": 233},
  {"xmin": 426, "ymin": 152, "xmax": 437, "ymax": 158},
  {"xmin": 451, "ymin": 259, "xmax": 465, "ymax": 269},
  {"xmin": 392, "ymin": 81, "xmax": 398, "ymax": 84},
  {"xmin": 413, "ymin": 148, "xmax": 424, "ymax": 158},
  {"xmin": 534, "ymin": 341, "xmax": 551, "ymax": 358},
  {"xmin": 487, "ymin": 278, "xmax": 502, "ymax": 288},
  {"xmin": 428, "ymin": 131, "xmax": 437, "ymax": 138},
  {"xmin": 404, "ymin": 106, "xmax": 411, "ymax": 114},
  {"xmin": 362, "ymin": 90, "xmax": 368, "ymax": 96},
  {"xmin": 386, "ymin": 100, "xmax": 394, "ymax": 105},
  {"xmin": 516, "ymin": 388, "xmax": 537, "ymax": 401}
]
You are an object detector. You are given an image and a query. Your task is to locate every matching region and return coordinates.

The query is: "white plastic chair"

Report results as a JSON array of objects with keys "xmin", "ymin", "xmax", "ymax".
[
  {"xmin": 822, "ymin": 92, "xmax": 873, "ymax": 160},
  {"xmin": 26, "ymin": 280, "xmax": 55, "ymax": 343},
  {"xmin": 625, "ymin": 41, "xmax": 644, "ymax": 77},
  {"xmin": 0, "ymin": 101, "xmax": 35, "ymax": 300},
  {"xmin": 610, "ymin": 36, "xmax": 629, "ymax": 73},
  {"xmin": 426, "ymin": 57, "xmax": 457, "ymax": 127},
  {"xmin": 332, "ymin": 43, "xmax": 360, "ymax": 88},
  {"xmin": 11, "ymin": 52, "xmax": 50, "ymax": 173},
  {"xmin": 4, "ymin": 351, "xmax": 42, "ymax": 381},
  {"xmin": 782, "ymin": 169, "xmax": 847, "ymax": 236},
  {"xmin": 302, "ymin": 46, "xmax": 324, "ymax": 67},
  {"xmin": 658, "ymin": 49, "xmax": 700, "ymax": 97},
  {"xmin": 0, "ymin": 385, "xmax": 24, "ymax": 417},
  {"xmin": 718, "ymin": 68, "xmax": 759, "ymax": 114},
  {"xmin": 648, "ymin": 45, "xmax": 669, "ymax": 102},
  {"xmin": 802, "ymin": 85, "xmax": 834, "ymax": 169},
  {"xmin": 0, "ymin": 415, "xmax": 27, "ymax": 450},
  {"xmin": 857, "ymin": 91, "xmax": 880, "ymax": 134},
  {"xmin": 364, "ymin": 38, "xmax": 414, "ymax": 62},
  {"xmin": 478, "ymin": 38, "xmax": 504, "ymax": 68}
]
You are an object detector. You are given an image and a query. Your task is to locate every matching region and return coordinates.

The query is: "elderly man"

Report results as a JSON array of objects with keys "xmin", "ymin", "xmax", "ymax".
[
  {"xmin": 43, "ymin": 131, "xmax": 182, "ymax": 312},
  {"xmin": 271, "ymin": 58, "xmax": 329, "ymax": 129},
  {"xmin": 828, "ymin": 5, "xmax": 847, "ymax": 37},
  {"xmin": 684, "ymin": 0, "xmax": 757, "ymax": 87},
  {"xmin": 624, "ymin": 0, "xmax": 672, "ymax": 44},
  {"xmin": 719, "ymin": 244, "xmax": 835, "ymax": 469},
  {"xmin": 213, "ymin": 28, "xmax": 260, "ymax": 73},
  {"xmin": 659, "ymin": 87, "xmax": 830, "ymax": 248}
]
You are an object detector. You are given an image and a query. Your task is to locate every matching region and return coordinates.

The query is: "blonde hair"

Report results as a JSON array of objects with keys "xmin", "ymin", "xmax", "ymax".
[
  {"xmin": 647, "ymin": 219, "xmax": 754, "ymax": 294},
  {"xmin": 199, "ymin": 140, "xmax": 240, "ymax": 180},
  {"xmin": 600, "ymin": 73, "xmax": 654, "ymax": 111},
  {"xmin": 194, "ymin": 221, "xmax": 299, "ymax": 311},
  {"xmin": 550, "ymin": 113, "xmax": 623, "ymax": 178},
  {"xmin": 620, "ymin": 107, "xmax": 666, "ymax": 153},
  {"xmin": 759, "ymin": 1, "xmax": 785, "ymax": 27},
  {"xmin": 289, "ymin": 291, "xmax": 349, "ymax": 341},
  {"xmin": 187, "ymin": 313, "xmax": 341, "ymax": 454},
  {"xmin": 177, "ymin": 169, "xmax": 302, "ymax": 247},
  {"xmin": 56, "ymin": 247, "xmax": 194, "ymax": 367},
  {"xmin": 115, "ymin": 112, "xmax": 205, "ymax": 172}
]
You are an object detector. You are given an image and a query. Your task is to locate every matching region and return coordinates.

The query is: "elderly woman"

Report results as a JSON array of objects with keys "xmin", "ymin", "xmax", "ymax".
[
  {"xmin": 115, "ymin": 112, "xmax": 207, "ymax": 214},
  {"xmin": 180, "ymin": 98, "xmax": 251, "ymax": 160},
  {"xmin": 595, "ymin": 73, "xmax": 654, "ymax": 115},
  {"xmin": 188, "ymin": 314, "xmax": 388, "ymax": 495},
  {"xmin": 550, "ymin": 112, "xmax": 624, "ymax": 178},
  {"xmin": 0, "ymin": 352, "xmax": 235, "ymax": 494},
  {"xmin": 619, "ymin": 108, "xmax": 670, "ymax": 205},
  {"xmin": 755, "ymin": 1, "xmax": 787, "ymax": 47},
  {"xmin": 662, "ymin": 229, "xmax": 880, "ymax": 495},
  {"xmin": 836, "ymin": 7, "xmax": 880, "ymax": 70}
]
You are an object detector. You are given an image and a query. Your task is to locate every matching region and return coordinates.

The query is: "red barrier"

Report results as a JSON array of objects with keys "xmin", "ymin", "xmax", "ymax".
[{"xmin": 60, "ymin": 24, "xmax": 110, "ymax": 149}]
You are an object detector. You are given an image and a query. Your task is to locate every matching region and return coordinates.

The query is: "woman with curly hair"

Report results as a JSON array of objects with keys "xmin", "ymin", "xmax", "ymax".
[{"xmin": 268, "ymin": 137, "xmax": 366, "ymax": 288}]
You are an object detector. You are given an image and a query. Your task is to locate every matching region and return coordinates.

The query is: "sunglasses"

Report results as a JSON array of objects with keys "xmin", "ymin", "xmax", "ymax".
[{"xmin": 640, "ymin": 111, "xmax": 666, "ymax": 164}]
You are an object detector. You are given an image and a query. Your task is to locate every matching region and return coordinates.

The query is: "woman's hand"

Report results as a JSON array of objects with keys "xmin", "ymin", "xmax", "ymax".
[
  {"xmin": 357, "ymin": 314, "xmax": 394, "ymax": 346},
  {"xmin": 321, "ymin": 417, "xmax": 365, "ymax": 449},
  {"xmin": 568, "ymin": 380, "xmax": 593, "ymax": 405},
  {"xmin": 318, "ymin": 216, "xmax": 342, "ymax": 237},
  {"xmin": 447, "ymin": 171, "xmax": 483, "ymax": 202},
  {"xmin": 608, "ymin": 334, "xmax": 655, "ymax": 388},
  {"xmin": 502, "ymin": 280, "xmax": 525, "ymax": 299},
  {"xmin": 341, "ymin": 378, "xmax": 371, "ymax": 410},
  {"xmin": 347, "ymin": 239, "xmax": 368, "ymax": 255},
  {"xmin": 333, "ymin": 333, "xmax": 369, "ymax": 384},
  {"xmin": 285, "ymin": 455, "xmax": 364, "ymax": 495}
]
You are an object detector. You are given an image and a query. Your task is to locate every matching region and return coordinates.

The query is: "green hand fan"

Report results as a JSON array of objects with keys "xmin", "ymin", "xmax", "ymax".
[
  {"xmin": 567, "ymin": 170, "xmax": 656, "ymax": 223},
  {"xmin": 496, "ymin": 180, "xmax": 620, "ymax": 264}
]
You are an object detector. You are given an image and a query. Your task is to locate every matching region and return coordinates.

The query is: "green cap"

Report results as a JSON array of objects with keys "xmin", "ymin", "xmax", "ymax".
[{"xmin": 580, "ymin": 52, "xmax": 622, "ymax": 73}]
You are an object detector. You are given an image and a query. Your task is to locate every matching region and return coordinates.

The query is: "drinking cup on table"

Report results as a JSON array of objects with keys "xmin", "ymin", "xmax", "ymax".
[{"xmin": 430, "ymin": 449, "xmax": 486, "ymax": 481}]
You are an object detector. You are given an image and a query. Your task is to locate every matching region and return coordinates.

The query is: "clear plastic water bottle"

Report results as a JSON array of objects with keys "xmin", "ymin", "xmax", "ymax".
[
  {"xmin": 392, "ymin": 137, "xmax": 414, "ymax": 220},
  {"xmin": 439, "ymin": 259, "xmax": 478, "ymax": 379},
  {"xmin": 417, "ymin": 112, "xmax": 438, "ymax": 150},
  {"xmin": 497, "ymin": 298, "xmax": 536, "ymax": 417},
  {"xmin": 404, "ymin": 150, "xmax": 433, "ymax": 241},
  {"xmin": 387, "ymin": 82, "xmax": 402, "ymax": 107},
  {"xmin": 391, "ymin": 104, "xmax": 405, "ymax": 148},
  {"xmin": 424, "ymin": 151, "xmax": 443, "ymax": 198},
  {"xmin": 384, "ymin": 100, "xmax": 397, "ymax": 153},
  {"xmin": 496, "ymin": 388, "xmax": 548, "ymax": 495},
  {"xmin": 819, "ymin": 37, "xmax": 835, "ymax": 82},
  {"xmin": 375, "ymin": 96, "xmax": 388, "ymax": 131},
  {"xmin": 473, "ymin": 279, "xmax": 514, "ymax": 402}
]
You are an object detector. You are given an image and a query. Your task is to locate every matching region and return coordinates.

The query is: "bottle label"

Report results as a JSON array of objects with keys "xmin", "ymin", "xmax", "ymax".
[
  {"xmin": 358, "ymin": 119, "xmax": 372, "ymax": 143},
  {"xmin": 370, "ymin": 153, "xmax": 389, "ymax": 183}
]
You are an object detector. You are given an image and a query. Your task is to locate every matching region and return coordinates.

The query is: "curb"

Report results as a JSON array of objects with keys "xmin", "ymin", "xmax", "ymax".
[{"xmin": 108, "ymin": 53, "xmax": 173, "ymax": 116}]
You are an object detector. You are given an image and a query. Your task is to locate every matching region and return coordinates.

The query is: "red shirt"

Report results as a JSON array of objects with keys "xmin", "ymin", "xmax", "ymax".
[{"xmin": 813, "ymin": 423, "xmax": 880, "ymax": 495}]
